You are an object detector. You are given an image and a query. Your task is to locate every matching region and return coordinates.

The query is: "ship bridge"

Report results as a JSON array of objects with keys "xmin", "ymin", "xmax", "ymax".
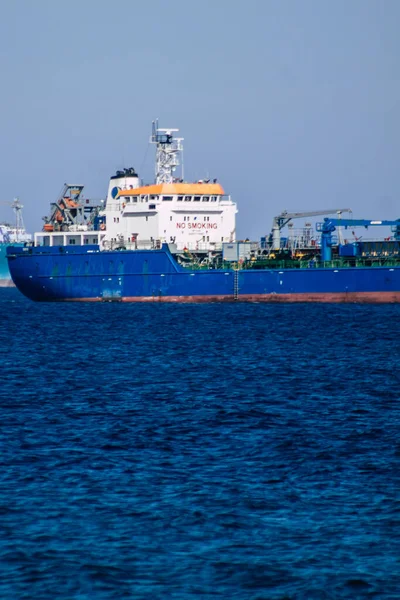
[{"xmin": 102, "ymin": 122, "xmax": 237, "ymax": 252}]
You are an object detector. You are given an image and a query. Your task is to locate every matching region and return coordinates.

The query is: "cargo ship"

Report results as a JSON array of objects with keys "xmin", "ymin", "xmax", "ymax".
[
  {"xmin": 7, "ymin": 122, "xmax": 400, "ymax": 302},
  {"xmin": 0, "ymin": 199, "xmax": 31, "ymax": 287}
]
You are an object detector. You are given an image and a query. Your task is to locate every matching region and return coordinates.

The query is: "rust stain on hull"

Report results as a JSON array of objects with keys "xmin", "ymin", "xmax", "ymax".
[{"xmin": 62, "ymin": 292, "xmax": 400, "ymax": 303}]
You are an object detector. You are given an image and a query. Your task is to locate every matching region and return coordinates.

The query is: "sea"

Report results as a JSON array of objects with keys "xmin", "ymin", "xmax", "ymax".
[{"xmin": 0, "ymin": 287, "xmax": 399, "ymax": 599}]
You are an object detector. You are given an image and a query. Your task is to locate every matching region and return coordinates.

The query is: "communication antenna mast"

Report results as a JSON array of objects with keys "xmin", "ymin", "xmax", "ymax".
[
  {"xmin": 0, "ymin": 197, "xmax": 25, "ymax": 242},
  {"xmin": 11, "ymin": 198, "xmax": 25, "ymax": 241},
  {"xmin": 150, "ymin": 119, "xmax": 184, "ymax": 184}
]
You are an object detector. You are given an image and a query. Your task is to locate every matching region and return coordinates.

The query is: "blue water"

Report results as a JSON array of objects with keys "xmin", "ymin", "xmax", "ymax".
[{"xmin": 0, "ymin": 288, "xmax": 399, "ymax": 599}]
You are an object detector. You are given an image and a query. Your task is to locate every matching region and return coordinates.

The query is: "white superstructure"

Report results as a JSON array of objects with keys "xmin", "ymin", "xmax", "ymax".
[
  {"xmin": 101, "ymin": 121, "xmax": 237, "ymax": 251},
  {"xmin": 33, "ymin": 121, "xmax": 238, "ymax": 252}
]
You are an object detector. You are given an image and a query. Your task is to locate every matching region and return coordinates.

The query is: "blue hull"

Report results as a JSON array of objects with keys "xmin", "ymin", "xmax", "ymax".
[{"xmin": 7, "ymin": 244, "xmax": 400, "ymax": 302}]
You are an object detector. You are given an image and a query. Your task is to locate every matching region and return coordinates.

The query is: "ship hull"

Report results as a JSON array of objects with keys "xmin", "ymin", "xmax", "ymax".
[
  {"xmin": 0, "ymin": 243, "xmax": 24, "ymax": 287},
  {"xmin": 7, "ymin": 245, "xmax": 400, "ymax": 303}
]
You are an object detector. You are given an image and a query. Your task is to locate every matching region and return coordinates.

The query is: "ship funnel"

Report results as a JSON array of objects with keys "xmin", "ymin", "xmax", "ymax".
[{"xmin": 106, "ymin": 167, "xmax": 140, "ymax": 203}]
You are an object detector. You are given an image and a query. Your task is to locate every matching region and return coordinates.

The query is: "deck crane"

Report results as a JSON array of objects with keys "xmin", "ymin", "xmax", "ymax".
[
  {"xmin": 271, "ymin": 208, "xmax": 352, "ymax": 250},
  {"xmin": 317, "ymin": 217, "xmax": 400, "ymax": 261}
]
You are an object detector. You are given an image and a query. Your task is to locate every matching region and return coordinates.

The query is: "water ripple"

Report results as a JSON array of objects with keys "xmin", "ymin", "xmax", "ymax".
[{"xmin": 0, "ymin": 289, "xmax": 399, "ymax": 598}]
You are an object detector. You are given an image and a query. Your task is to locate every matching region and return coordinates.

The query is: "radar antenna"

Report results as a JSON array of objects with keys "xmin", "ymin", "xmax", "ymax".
[{"xmin": 150, "ymin": 119, "xmax": 184, "ymax": 184}]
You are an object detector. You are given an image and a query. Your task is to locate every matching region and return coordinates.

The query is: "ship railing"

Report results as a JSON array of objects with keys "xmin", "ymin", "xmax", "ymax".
[
  {"xmin": 219, "ymin": 195, "xmax": 233, "ymax": 204},
  {"xmin": 105, "ymin": 239, "xmax": 161, "ymax": 250},
  {"xmin": 175, "ymin": 242, "xmax": 223, "ymax": 251},
  {"xmin": 339, "ymin": 236, "xmax": 397, "ymax": 243},
  {"xmin": 297, "ymin": 258, "xmax": 400, "ymax": 269},
  {"xmin": 114, "ymin": 240, "xmax": 225, "ymax": 252},
  {"xmin": 283, "ymin": 238, "xmax": 321, "ymax": 249}
]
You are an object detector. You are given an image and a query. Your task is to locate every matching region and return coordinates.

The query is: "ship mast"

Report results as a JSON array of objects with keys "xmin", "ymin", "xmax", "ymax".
[
  {"xmin": 11, "ymin": 198, "xmax": 25, "ymax": 242},
  {"xmin": 150, "ymin": 119, "xmax": 184, "ymax": 184}
]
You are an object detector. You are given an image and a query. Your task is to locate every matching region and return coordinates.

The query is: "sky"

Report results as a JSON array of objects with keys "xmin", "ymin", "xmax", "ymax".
[{"xmin": 0, "ymin": 0, "xmax": 399, "ymax": 238}]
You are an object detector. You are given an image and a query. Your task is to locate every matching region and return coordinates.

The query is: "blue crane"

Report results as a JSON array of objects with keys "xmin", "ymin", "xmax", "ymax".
[
  {"xmin": 271, "ymin": 209, "xmax": 352, "ymax": 250},
  {"xmin": 316, "ymin": 218, "xmax": 400, "ymax": 261}
]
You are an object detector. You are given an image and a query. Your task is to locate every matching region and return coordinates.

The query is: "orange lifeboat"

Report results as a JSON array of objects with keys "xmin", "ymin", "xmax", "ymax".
[{"xmin": 43, "ymin": 224, "xmax": 54, "ymax": 232}]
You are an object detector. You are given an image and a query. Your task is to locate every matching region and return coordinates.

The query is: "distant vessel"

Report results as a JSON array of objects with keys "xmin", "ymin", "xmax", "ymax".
[
  {"xmin": 7, "ymin": 121, "xmax": 400, "ymax": 302},
  {"xmin": 0, "ymin": 199, "xmax": 31, "ymax": 287}
]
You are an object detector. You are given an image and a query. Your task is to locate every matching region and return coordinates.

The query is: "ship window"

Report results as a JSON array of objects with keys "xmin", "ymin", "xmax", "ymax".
[
  {"xmin": 184, "ymin": 196, "xmax": 191, "ymax": 202},
  {"xmin": 177, "ymin": 196, "xmax": 183, "ymax": 201},
  {"xmin": 149, "ymin": 204, "xmax": 156, "ymax": 209},
  {"xmin": 211, "ymin": 196, "xmax": 217, "ymax": 202},
  {"xmin": 132, "ymin": 197, "xmax": 137, "ymax": 202},
  {"xmin": 150, "ymin": 195, "xmax": 158, "ymax": 200},
  {"xmin": 146, "ymin": 216, "xmax": 148, "ymax": 221},
  {"xmin": 194, "ymin": 196, "xmax": 201, "ymax": 202},
  {"xmin": 162, "ymin": 196, "xmax": 173, "ymax": 201},
  {"xmin": 170, "ymin": 216, "xmax": 173, "ymax": 221},
  {"xmin": 202, "ymin": 196, "xmax": 210, "ymax": 202},
  {"xmin": 84, "ymin": 238, "xmax": 89, "ymax": 244},
  {"xmin": 93, "ymin": 238, "xmax": 97, "ymax": 243},
  {"xmin": 125, "ymin": 197, "xmax": 130, "ymax": 202}
]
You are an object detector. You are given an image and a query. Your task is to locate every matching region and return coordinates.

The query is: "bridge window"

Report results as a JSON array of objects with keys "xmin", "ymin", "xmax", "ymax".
[
  {"xmin": 184, "ymin": 196, "xmax": 192, "ymax": 202},
  {"xmin": 150, "ymin": 195, "xmax": 159, "ymax": 201},
  {"xmin": 162, "ymin": 196, "xmax": 173, "ymax": 201},
  {"xmin": 194, "ymin": 196, "xmax": 201, "ymax": 202},
  {"xmin": 202, "ymin": 196, "xmax": 210, "ymax": 202},
  {"xmin": 177, "ymin": 196, "xmax": 183, "ymax": 201},
  {"xmin": 211, "ymin": 196, "xmax": 217, "ymax": 202}
]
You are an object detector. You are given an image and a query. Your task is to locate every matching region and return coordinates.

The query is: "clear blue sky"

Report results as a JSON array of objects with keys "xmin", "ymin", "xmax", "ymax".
[{"xmin": 0, "ymin": 0, "xmax": 399, "ymax": 238}]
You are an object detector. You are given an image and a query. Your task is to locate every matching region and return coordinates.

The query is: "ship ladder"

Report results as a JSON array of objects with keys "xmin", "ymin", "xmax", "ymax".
[{"xmin": 233, "ymin": 268, "xmax": 239, "ymax": 301}]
